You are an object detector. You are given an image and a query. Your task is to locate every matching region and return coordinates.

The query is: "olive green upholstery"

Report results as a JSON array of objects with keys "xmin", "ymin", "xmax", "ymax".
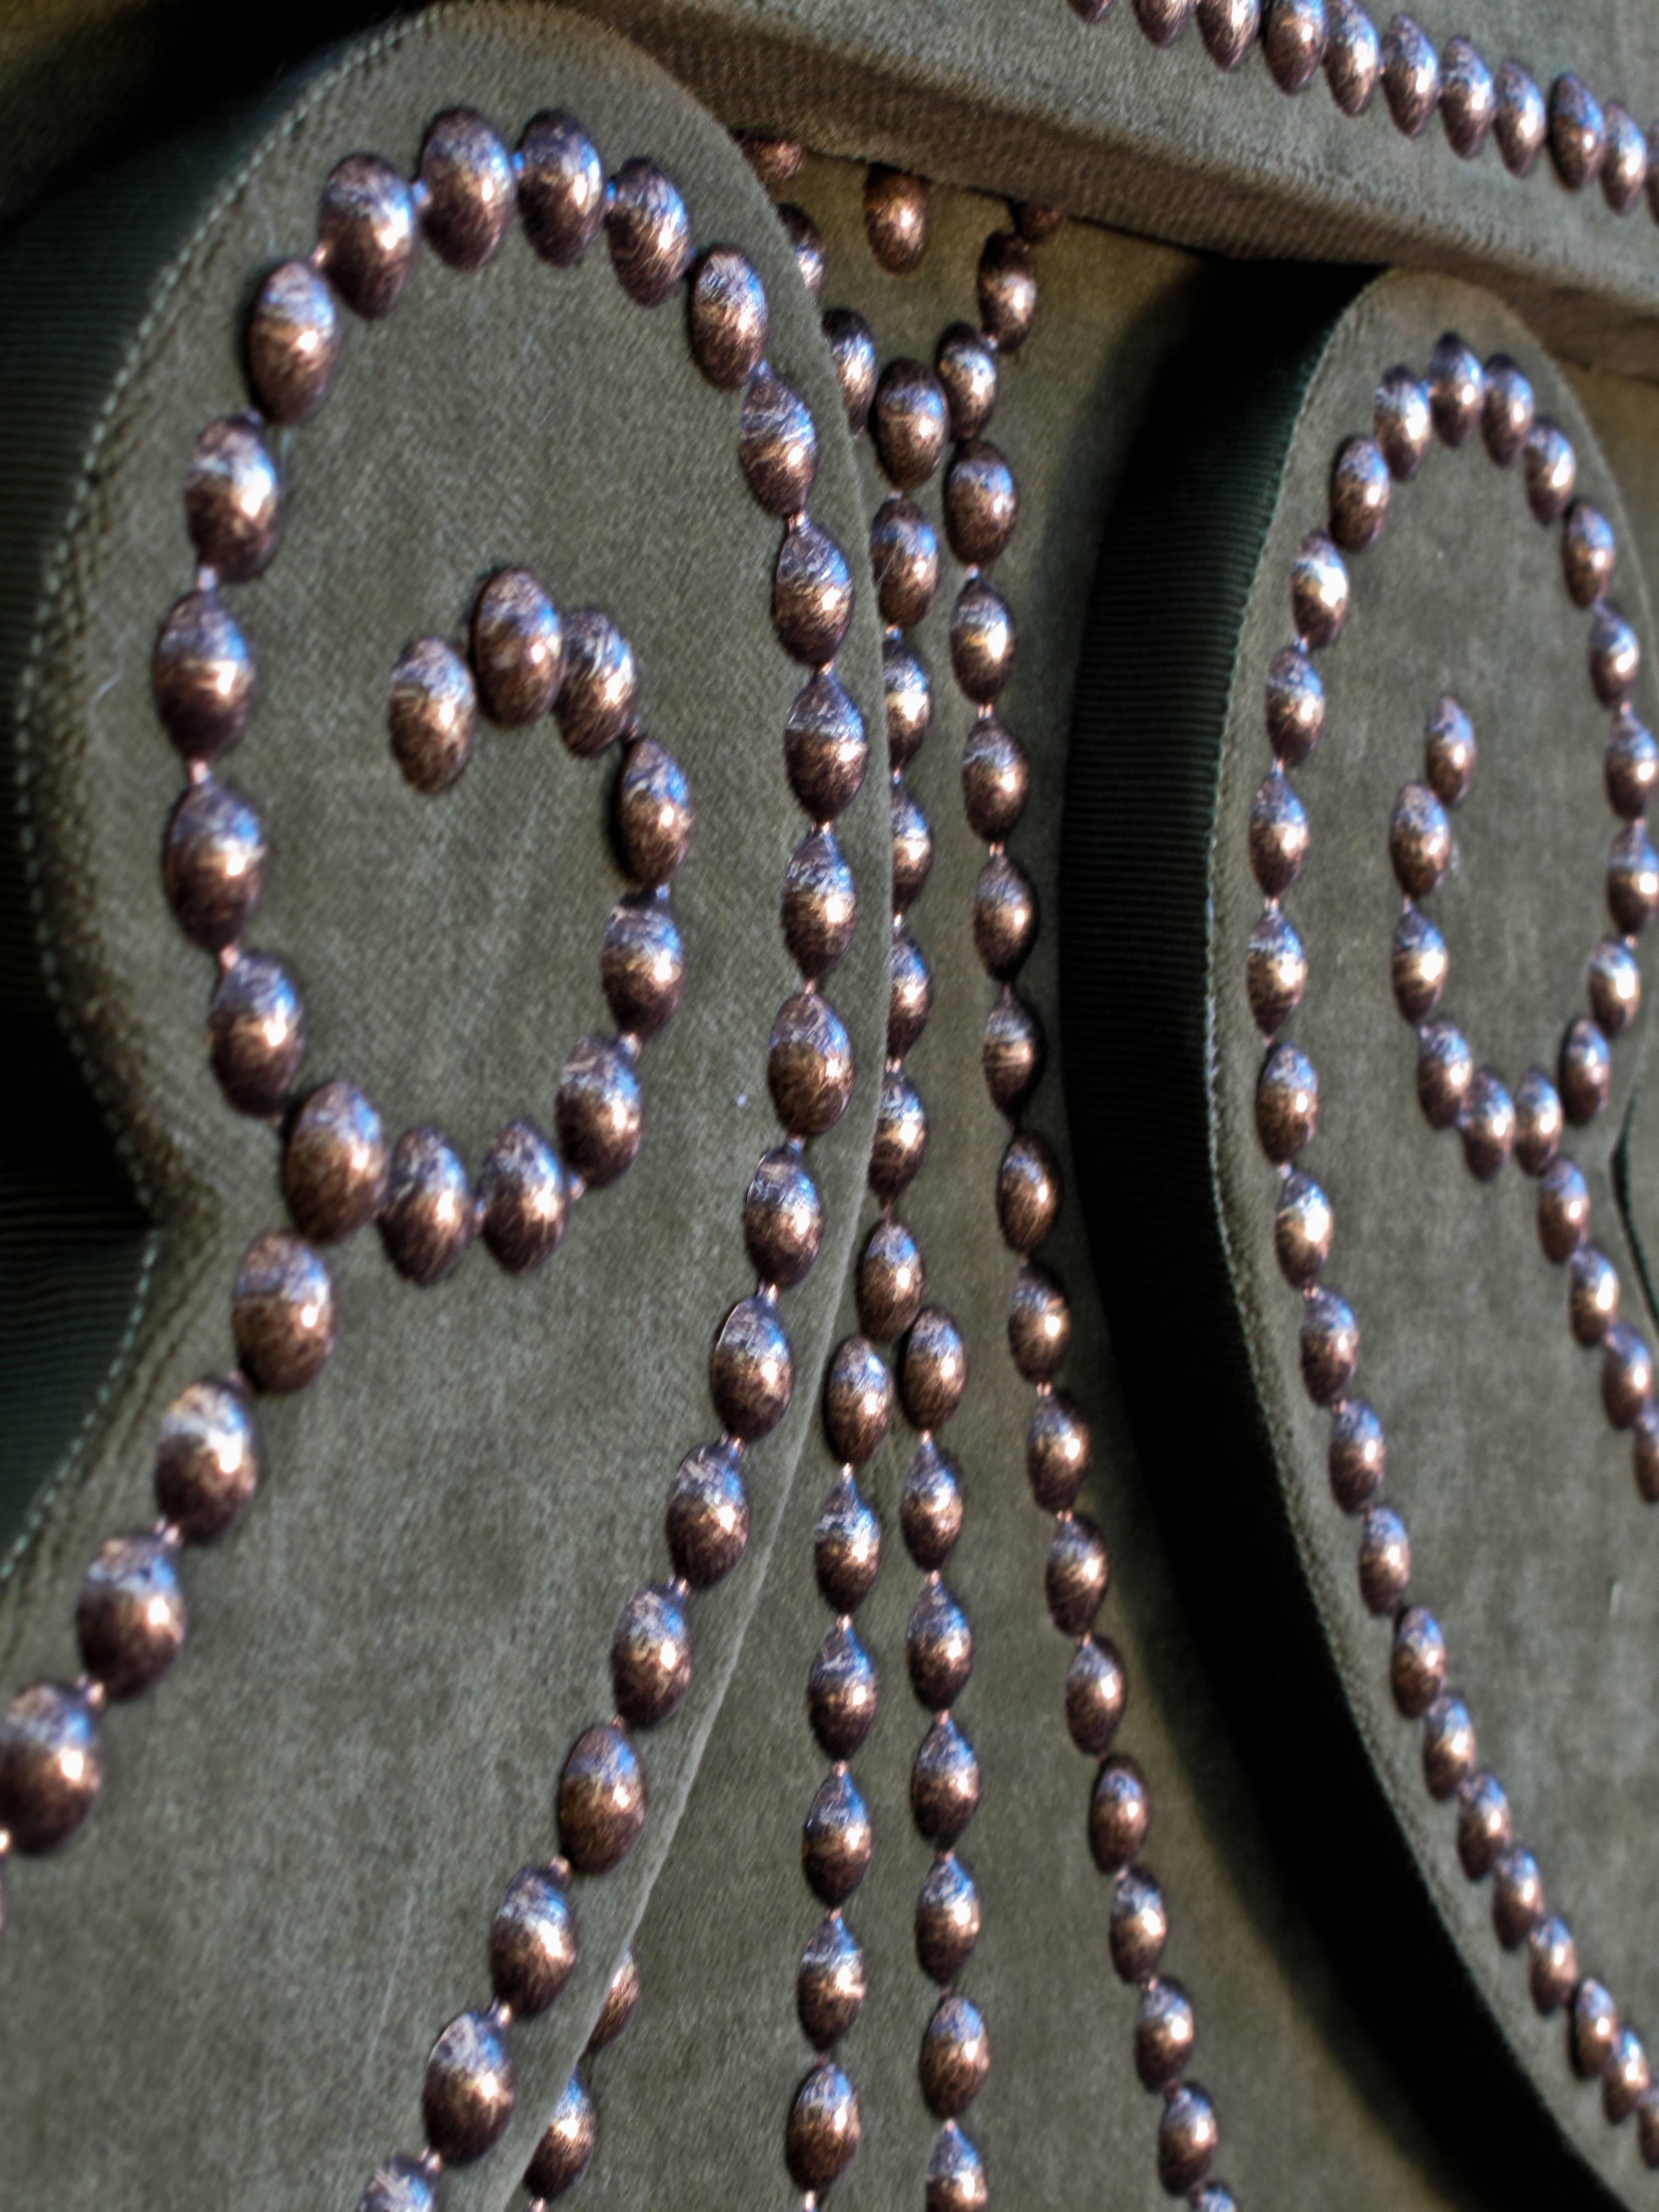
[{"xmin": 2, "ymin": 6, "xmax": 1658, "ymax": 2211}]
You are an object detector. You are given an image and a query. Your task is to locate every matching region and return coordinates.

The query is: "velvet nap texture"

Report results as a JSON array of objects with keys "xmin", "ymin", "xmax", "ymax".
[{"xmin": 3, "ymin": 4, "xmax": 1659, "ymax": 2209}]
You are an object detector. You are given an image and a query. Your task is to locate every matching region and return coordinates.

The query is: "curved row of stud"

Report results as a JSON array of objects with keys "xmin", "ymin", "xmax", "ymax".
[
  {"xmin": 1247, "ymin": 336, "xmax": 1659, "ymax": 2171},
  {"xmin": 1255, "ymin": 353, "xmax": 1659, "ymax": 1499},
  {"xmin": 0, "ymin": 89, "xmax": 869, "ymax": 2207},
  {"xmin": 745, "ymin": 138, "xmax": 1238, "ymax": 2207},
  {"xmin": 339, "ymin": 111, "xmax": 877, "ymax": 2212},
  {"xmin": 1066, "ymin": 0, "xmax": 1659, "ymax": 240}
]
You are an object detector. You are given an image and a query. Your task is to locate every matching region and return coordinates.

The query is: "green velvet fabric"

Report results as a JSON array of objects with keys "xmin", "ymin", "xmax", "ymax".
[
  {"xmin": 1063, "ymin": 266, "xmax": 1659, "ymax": 2210},
  {"xmin": 13, "ymin": 4, "xmax": 1659, "ymax": 379},
  {"xmin": 0, "ymin": 10, "xmax": 889, "ymax": 2202},
  {"xmin": 5, "ymin": 4, "xmax": 1659, "ymax": 2208}
]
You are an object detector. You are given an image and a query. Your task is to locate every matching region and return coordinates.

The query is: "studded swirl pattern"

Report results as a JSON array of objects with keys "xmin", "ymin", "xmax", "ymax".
[
  {"xmin": 1246, "ymin": 336, "xmax": 1659, "ymax": 2164},
  {"xmin": 0, "ymin": 96, "xmax": 876, "ymax": 2207}
]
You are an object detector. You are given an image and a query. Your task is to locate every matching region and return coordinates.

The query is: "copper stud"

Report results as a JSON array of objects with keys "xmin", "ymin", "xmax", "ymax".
[
  {"xmin": 907, "ymin": 1580, "xmax": 973, "ymax": 1709},
  {"xmin": 935, "ymin": 323, "xmax": 999, "ymax": 440},
  {"xmin": 1379, "ymin": 13, "xmax": 1440, "ymax": 137},
  {"xmin": 1529, "ymin": 1915, "xmax": 1578, "ymax": 2012},
  {"xmin": 388, "ymin": 637, "xmax": 475, "ymax": 793},
  {"xmin": 316, "ymin": 154, "xmax": 417, "ymax": 317},
  {"xmin": 612, "ymin": 1581, "xmax": 693, "ymax": 1727},
  {"xmin": 901, "ymin": 1438, "xmax": 964, "ymax": 1569},
  {"xmin": 814, "ymin": 1469, "xmax": 882, "ymax": 1613},
  {"xmin": 1521, "ymin": 419, "xmax": 1576, "ymax": 524},
  {"xmin": 911, "ymin": 1714, "xmax": 980, "ymax": 1844},
  {"xmin": 1374, "ymin": 364, "xmax": 1432, "ymax": 477},
  {"xmin": 1324, "ymin": 0, "xmax": 1381, "ymax": 115},
  {"xmin": 606, "ymin": 157, "xmax": 691, "ymax": 306},
  {"xmin": 556, "ymin": 1034, "xmax": 644, "ymax": 1187},
  {"xmin": 1427, "ymin": 332, "xmax": 1485, "ymax": 445},
  {"xmin": 558, "ymin": 1721, "xmax": 646, "ymax": 1872},
  {"xmin": 1028, "ymin": 1390, "xmax": 1091, "ymax": 1512},
  {"xmin": 1136, "ymin": 1975, "xmax": 1196, "ymax": 2089},
  {"xmin": 379, "ymin": 1127, "xmax": 474, "ymax": 1285},
  {"xmin": 421, "ymin": 2008, "xmax": 515, "ymax": 2163},
  {"xmin": 1290, "ymin": 531, "xmax": 1348, "ymax": 646},
  {"xmin": 864, "ymin": 166, "xmax": 930, "ymax": 272},
  {"xmin": 208, "ymin": 951, "xmax": 304, "ymax": 1115},
  {"xmin": 785, "ymin": 2062, "xmax": 863, "ymax": 2190},
  {"xmin": 870, "ymin": 495, "xmax": 941, "ymax": 629},
  {"xmin": 1110, "ymin": 1865, "xmax": 1168, "ymax": 1979},
  {"xmin": 1264, "ymin": 645, "xmax": 1325, "ymax": 764},
  {"xmin": 901, "ymin": 1307, "xmax": 969, "ymax": 1430},
  {"xmin": 284, "ymin": 1080, "xmax": 388, "ymax": 1242},
  {"xmin": 774, "ymin": 519, "xmax": 855, "ymax": 666},
  {"xmin": 1159, "ymin": 2084, "xmax": 1220, "ymax": 2194},
  {"xmin": 162, "ymin": 775, "xmax": 265, "ymax": 949},
  {"xmin": 951, "ymin": 577, "xmax": 1017, "ymax": 703},
  {"xmin": 1454, "ymin": 1770, "xmax": 1511, "ymax": 1878},
  {"xmin": 1331, "ymin": 434, "xmax": 1392, "ymax": 550},
  {"xmin": 1481, "ymin": 354, "xmax": 1534, "ymax": 465},
  {"xmin": 977, "ymin": 232, "xmax": 1037, "ymax": 351},
  {"xmin": 232, "ymin": 1231, "xmax": 335, "ymax": 1393},
  {"xmin": 556, "ymin": 607, "xmax": 638, "ymax": 757},
  {"xmin": 797, "ymin": 1912, "xmax": 867, "ymax": 2046},
  {"xmin": 489, "ymin": 1864, "xmax": 577, "ymax": 2017},
  {"xmin": 1513, "ymin": 1068, "xmax": 1564, "ymax": 1174},
  {"xmin": 76, "ymin": 1532, "xmax": 186, "ymax": 1701},
  {"xmin": 890, "ymin": 927, "xmax": 935, "ymax": 1059},
  {"xmin": 822, "ymin": 306, "xmax": 879, "ymax": 434},
  {"xmin": 688, "ymin": 245, "xmax": 769, "ymax": 390},
  {"xmin": 962, "ymin": 712, "xmax": 1029, "ymax": 840},
  {"xmin": 1262, "ymin": 0, "xmax": 1327, "ymax": 95},
  {"xmin": 743, "ymin": 1145, "xmax": 824, "ymax": 1287},
  {"xmin": 916, "ymin": 1854, "xmax": 981, "ymax": 1981},
  {"xmin": 1357, "ymin": 1504, "xmax": 1411, "ymax": 1614},
  {"xmin": 802, "ymin": 1765, "xmax": 874, "ymax": 1903},
  {"xmin": 859, "ymin": 1216, "xmax": 926, "ymax": 1340},
  {"xmin": 738, "ymin": 134, "xmax": 802, "ymax": 193},
  {"xmin": 1088, "ymin": 1753, "xmax": 1151, "ymax": 1873},
  {"xmin": 517, "ymin": 111, "xmax": 605, "ymax": 265},
  {"xmin": 1328, "ymin": 1399, "xmax": 1386, "ymax": 1512},
  {"xmin": 1255, "ymin": 1042, "xmax": 1320, "ymax": 1162},
  {"xmin": 1603, "ymin": 101, "xmax": 1649, "ymax": 211},
  {"xmin": 0, "ymin": 1682, "xmax": 103, "ymax": 1853},
  {"xmin": 808, "ymin": 1621, "xmax": 881, "ymax": 1759},
  {"xmin": 1548, "ymin": 74, "xmax": 1606, "ymax": 191},
  {"xmin": 776, "ymin": 202, "xmax": 826, "ymax": 302},
  {"xmin": 524, "ymin": 2075, "xmax": 595, "ymax": 2198},
  {"xmin": 154, "ymin": 1377, "xmax": 259, "ymax": 1542},
  {"xmin": 665, "ymin": 1441, "xmax": 750, "ymax": 1588},
  {"xmin": 1491, "ymin": 1844, "xmax": 1546, "ymax": 1948},
  {"xmin": 1493, "ymin": 60, "xmax": 1547, "ymax": 176},
  {"xmin": 478, "ymin": 1119, "xmax": 567, "ymax": 1273},
  {"xmin": 710, "ymin": 1294, "xmax": 794, "ymax": 1438},
  {"xmin": 920, "ymin": 1993, "xmax": 991, "ymax": 2119},
  {"xmin": 153, "ymin": 590, "xmax": 256, "ymax": 763},
  {"xmin": 944, "ymin": 439, "xmax": 1018, "ymax": 566},
  {"xmin": 983, "ymin": 989, "xmax": 1046, "ymax": 1116},
  {"xmin": 1067, "ymin": 1635, "xmax": 1128, "ymax": 1755},
  {"xmin": 823, "ymin": 1333, "xmax": 894, "ymax": 1466},
  {"xmin": 616, "ymin": 736, "xmax": 695, "ymax": 882},
  {"xmin": 885, "ymin": 635, "xmax": 933, "ymax": 770},
  {"xmin": 185, "ymin": 416, "xmax": 280, "ymax": 581},
  {"xmin": 872, "ymin": 358, "xmax": 950, "ymax": 490},
  {"xmin": 246, "ymin": 259, "xmax": 340, "ymax": 425},
  {"xmin": 785, "ymin": 672, "xmax": 868, "ymax": 819},
  {"xmin": 470, "ymin": 568, "xmax": 562, "ymax": 726},
  {"xmin": 1563, "ymin": 501, "xmax": 1617, "ymax": 610},
  {"xmin": 418, "ymin": 109, "xmax": 515, "ymax": 270},
  {"xmin": 768, "ymin": 990, "xmax": 856, "ymax": 1136},
  {"xmin": 1439, "ymin": 38, "xmax": 1494, "ymax": 158},
  {"xmin": 1570, "ymin": 1977, "xmax": 1620, "ymax": 2078},
  {"xmin": 1417, "ymin": 1018, "xmax": 1473, "ymax": 1131},
  {"xmin": 1197, "ymin": 0, "xmax": 1260, "ymax": 71},
  {"xmin": 602, "ymin": 896, "xmax": 685, "ymax": 1036}
]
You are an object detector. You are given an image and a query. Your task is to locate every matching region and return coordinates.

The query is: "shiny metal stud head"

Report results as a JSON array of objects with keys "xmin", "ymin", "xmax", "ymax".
[
  {"xmin": 556, "ymin": 606, "xmax": 638, "ymax": 756},
  {"xmin": 284, "ymin": 1080, "xmax": 388, "ymax": 1242},
  {"xmin": 524, "ymin": 2075, "xmax": 595, "ymax": 2198},
  {"xmin": 920, "ymin": 1992, "xmax": 991, "ymax": 2118},
  {"xmin": 418, "ymin": 109, "xmax": 515, "ymax": 269},
  {"xmin": 478, "ymin": 1118, "xmax": 568, "ymax": 1273},
  {"xmin": 232, "ymin": 1231, "xmax": 335, "ymax": 1393},
  {"xmin": 317, "ymin": 154, "xmax": 417, "ymax": 317},
  {"xmin": 769, "ymin": 989, "xmax": 856, "ymax": 1136},
  {"xmin": 710, "ymin": 1294, "xmax": 794, "ymax": 1439},
  {"xmin": 489, "ymin": 1864, "xmax": 577, "ymax": 2017},
  {"xmin": 665, "ymin": 1441, "xmax": 750, "ymax": 1588},
  {"xmin": 389, "ymin": 637, "xmax": 475, "ymax": 793},
  {"xmin": 916, "ymin": 1853, "xmax": 982, "ymax": 1982},
  {"xmin": 1522, "ymin": 418, "xmax": 1576, "ymax": 523},
  {"xmin": 518, "ymin": 110, "xmax": 605, "ymax": 265},
  {"xmin": 873, "ymin": 358, "xmax": 950, "ymax": 490},
  {"xmin": 911, "ymin": 1713, "xmax": 981, "ymax": 1845},
  {"xmin": 470, "ymin": 568, "xmax": 563, "ymax": 726},
  {"xmin": 153, "ymin": 590, "xmax": 255, "ymax": 763},
  {"xmin": 1328, "ymin": 1399, "xmax": 1386, "ymax": 1512},
  {"xmin": 744, "ymin": 1145, "xmax": 824, "ymax": 1288},
  {"xmin": 823, "ymin": 1334, "xmax": 894, "ymax": 1466},
  {"xmin": 1264, "ymin": 646, "xmax": 1325, "ymax": 765},
  {"xmin": 823, "ymin": 306, "xmax": 878, "ymax": 433},
  {"xmin": 1548, "ymin": 74, "xmax": 1606, "ymax": 191},
  {"xmin": 1262, "ymin": 0, "xmax": 1326, "ymax": 92},
  {"xmin": 421, "ymin": 2007, "xmax": 514, "ymax": 2164},
  {"xmin": 1439, "ymin": 37, "xmax": 1494, "ymax": 157},
  {"xmin": 1374, "ymin": 364, "xmax": 1432, "ymax": 477},
  {"xmin": 162, "ymin": 775, "xmax": 265, "ymax": 950},
  {"xmin": 774, "ymin": 520, "xmax": 855, "ymax": 666},
  {"xmin": 776, "ymin": 202, "xmax": 826, "ymax": 303},
  {"xmin": 1290, "ymin": 530, "xmax": 1348, "ymax": 646},
  {"xmin": 558, "ymin": 1721, "xmax": 646, "ymax": 1873},
  {"xmin": 1379, "ymin": 14, "xmax": 1440, "ymax": 137},
  {"xmin": 864, "ymin": 166, "xmax": 930, "ymax": 271},
  {"xmin": 1324, "ymin": 0, "xmax": 1380, "ymax": 115},
  {"xmin": 606, "ymin": 157, "xmax": 692, "ymax": 305},
  {"xmin": 1493, "ymin": 60, "xmax": 1546, "ymax": 175},
  {"xmin": 785, "ymin": 672, "xmax": 868, "ymax": 820},
  {"xmin": 556, "ymin": 1034, "xmax": 643, "ymax": 1186},
  {"xmin": 1481, "ymin": 355, "xmax": 1534, "ymax": 465},
  {"xmin": 1564, "ymin": 501, "xmax": 1618, "ymax": 610},
  {"xmin": 786, "ymin": 2062, "xmax": 863, "ymax": 2190},
  {"xmin": 1427, "ymin": 333, "xmax": 1484, "ymax": 445},
  {"xmin": 185, "ymin": 417, "xmax": 279, "ymax": 581},
  {"xmin": 378, "ymin": 1126, "xmax": 474, "ymax": 1285},
  {"xmin": 859, "ymin": 1216, "xmax": 927, "ymax": 1341},
  {"xmin": 247, "ymin": 259, "xmax": 340, "ymax": 424},
  {"xmin": 935, "ymin": 323, "xmax": 999, "ymax": 439},
  {"xmin": 154, "ymin": 1377, "xmax": 259, "ymax": 1542},
  {"xmin": 976, "ymin": 232, "xmax": 1037, "ymax": 351},
  {"xmin": 1197, "ymin": 0, "xmax": 1260, "ymax": 71},
  {"xmin": 612, "ymin": 1581, "xmax": 693, "ymax": 1727}
]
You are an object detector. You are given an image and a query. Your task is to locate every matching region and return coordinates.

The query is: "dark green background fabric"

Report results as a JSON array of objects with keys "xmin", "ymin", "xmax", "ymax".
[{"xmin": 1063, "ymin": 266, "xmax": 1659, "ymax": 2210}]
